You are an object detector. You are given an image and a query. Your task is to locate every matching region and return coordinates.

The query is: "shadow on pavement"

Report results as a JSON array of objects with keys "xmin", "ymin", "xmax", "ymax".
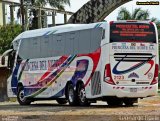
[{"xmin": 0, "ymin": 101, "xmax": 138, "ymax": 112}]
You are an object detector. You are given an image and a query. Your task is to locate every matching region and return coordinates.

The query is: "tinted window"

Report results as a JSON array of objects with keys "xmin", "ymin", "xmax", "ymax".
[
  {"xmin": 19, "ymin": 37, "xmax": 41, "ymax": 59},
  {"xmin": 18, "ymin": 28, "xmax": 103, "ymax": 59},
  {"xmin": 90, "ymin": 28, "xmax": 103, "ymax": 52},
  {"xmin": 110, "ymin": 23, "xmax": 156, "ymax": 43},
  {"xmin": 78, "ymin": 29, "xmax": 91, "ymax": 54},
  {"xmin": 64, "ymin": 32, "xmax": 75, "ymax": 55}
]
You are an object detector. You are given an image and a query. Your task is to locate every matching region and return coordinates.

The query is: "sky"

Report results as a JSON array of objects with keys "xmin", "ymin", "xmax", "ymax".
[
  {"xmin": 64, "ymin": 0, "xmax": 160, "ymax": 22},
  {"xmin": 10, "ymin": 0, "xmax": 160, "ymax": 24}
]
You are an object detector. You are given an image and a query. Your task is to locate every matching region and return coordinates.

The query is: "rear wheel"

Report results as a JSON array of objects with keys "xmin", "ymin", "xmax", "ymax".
[
  {"xmin": 56, "ymin": 99, "xmax": 67, "ymax": 105},
  {"xmin": 67, "ymin": 84, "xmax": 78, "ymax": 106},
  {"xmin": 17, "ymin": 87, "xmax": 31, "ymax": 105},
  {"xmin": 106, "ymin": 97, "xmax": 123, "ymax": 106},
  {"xmin": 77, "ymin": 83, "xmax": 90, "ymax": 106}
]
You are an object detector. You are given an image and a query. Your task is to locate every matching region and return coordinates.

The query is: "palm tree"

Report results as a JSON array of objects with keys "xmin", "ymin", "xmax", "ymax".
[
  {"xmin": 30, "ymin": 0, "xmax": 70, "ymax": 9},
  {"xmin": 18, "ymin": 0, "xmax": 70, "ymax": 30},
  {"xmin": 117, "ymin": 7, "xmax": 151, "ymax": 20},
  {"xmin": 157, "ymin": 21, "xmax": 160, "ymax": 40},
  {"xmin": 117, "ymin": 7, "xmax": 160, "ymax": 40}
]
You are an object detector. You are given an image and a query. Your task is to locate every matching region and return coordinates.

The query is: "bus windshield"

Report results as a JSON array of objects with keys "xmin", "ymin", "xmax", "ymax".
[{"xmin": 110, "ymin": 22, "xmax": 156, "ymax": 43}]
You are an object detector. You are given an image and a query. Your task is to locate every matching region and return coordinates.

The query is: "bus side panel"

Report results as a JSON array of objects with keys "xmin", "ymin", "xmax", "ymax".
[
  {"xmin": 10, "ymin": 23, "xmax": 106, "ymax": 99},
  {"xmin": 13, "ymin": 47, "xmax": 102, "ymax": 99}
]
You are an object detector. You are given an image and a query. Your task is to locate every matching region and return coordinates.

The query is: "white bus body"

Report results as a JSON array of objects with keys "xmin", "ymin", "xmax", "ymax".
[{"xmin": 4, "ymin": 21, "xmax": 159, "ymax": 106}]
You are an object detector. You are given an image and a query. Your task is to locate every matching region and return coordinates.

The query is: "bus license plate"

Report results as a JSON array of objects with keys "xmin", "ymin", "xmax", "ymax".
[{"xmin": 130, "ymin": 88, "xmax": 137, "ymax": 92}]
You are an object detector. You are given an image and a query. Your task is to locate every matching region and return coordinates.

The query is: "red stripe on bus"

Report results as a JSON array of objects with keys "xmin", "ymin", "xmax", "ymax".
[
  {"xmin": 39, "ymin": 56, "xmax": 68, "ymax": 82},
  {"xmin": 83, "ymin": 48, "xmax": 101, "ymax": 87}
]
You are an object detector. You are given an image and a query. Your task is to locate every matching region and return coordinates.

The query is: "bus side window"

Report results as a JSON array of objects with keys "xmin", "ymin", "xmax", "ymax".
[
  {"xmin": 47, "ymin": 35, "xmax": 53, "ymax": 57},
  {"xmin": 40, "ymin": 36, "xmax": 52, "ymax": 58},
  {"xmin": 18, "ymin": 38, "xmax": 30, "ymax": 59},
  {"xmin": 78, "ymin": 29, "xmax": 91, "ymax": 54},
  {"xmin": 90, "ymin": 28, "xmax": 103, "ymax": 52},
  {"xmin": 19, "ymin": 38, "xmax": 41, "ymax": 59},
  {"xmin": 53, "ymin": 34, "xmax": 65, "ymax": 56},
  {"xmin": 8, "ymin": 50, "xmax": 16, "ymax": 71},
  {"xmin": 64, "ymin": 32, "xmax": 74, "ymax": 55},
  {"xmin": 50, "ymin": 34, "xmax": 56, "ymax": 57},
  {"xmin": 30, "ymin": 37, "xmax": 41, "ymax": 59},
  {"xmin": 73, "ymin": 31, "xmax": 79, "ymax": 55}
]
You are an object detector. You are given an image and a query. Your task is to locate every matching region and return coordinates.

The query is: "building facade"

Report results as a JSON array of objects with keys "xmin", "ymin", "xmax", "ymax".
[
  {"xmin": 0, "ymin": 1, "xmax": 3, "ymax": 25},
  {"xmin": 0, "ymin": 1, "xmax": 6, "ymax": 26}
]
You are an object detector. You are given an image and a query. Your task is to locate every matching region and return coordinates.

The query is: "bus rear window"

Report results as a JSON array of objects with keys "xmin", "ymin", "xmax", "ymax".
[{"xmin": 110, "ymin": 22, "xmax": 156, "ymax": 43}]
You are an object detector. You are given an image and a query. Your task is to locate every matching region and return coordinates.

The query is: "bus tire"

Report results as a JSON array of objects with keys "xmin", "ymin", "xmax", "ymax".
[
  {"xmin": 17, "ymin": 87, "xmax": 31, "ymax": 105},
  {"xmin": 77, "ymin": 83, "xmax": 90, "ymax": 106},
  {"xmin": 67, "ymin": 83, "xmax": 78, "ymax": 106},
  {"xmin": 107, "ymin": 97, "xmax": 123, "ymax": 106},
  {"xmin": 56, "ymin": 99, "xmax": 67, "ymax": 105}
]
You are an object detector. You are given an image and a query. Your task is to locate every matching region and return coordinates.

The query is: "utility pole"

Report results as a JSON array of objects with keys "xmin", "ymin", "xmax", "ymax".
[
  {"xmin": 24, "ymin": 5, "xmax": 28, "ymax": 30},
  {"xmin": 64, "ymin": 12, "xmax": 67, "ymax": 24},
  {"xmin": 2, "ymin": 2, "xmax": 6, "ymax": 25},
  {"xmin": 38, "ymin": 4, "xmax": 42, "ymax": 29},
  {"xmin": 10, "ymin": 3, "xmax": 14, "ymax": 24},
  {"xmin": 52, "ymin": 11, "xmax": 56, "ymax": 26},
  {"xmin": 20, "ymin": 0, "xmax": 25, "ymax": 32}
]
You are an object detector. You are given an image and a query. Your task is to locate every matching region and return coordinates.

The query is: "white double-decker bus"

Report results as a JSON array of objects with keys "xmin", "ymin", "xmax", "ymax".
[{"xmin": 1, "ymin": 21, "xmax": 159, "ymax": 106}]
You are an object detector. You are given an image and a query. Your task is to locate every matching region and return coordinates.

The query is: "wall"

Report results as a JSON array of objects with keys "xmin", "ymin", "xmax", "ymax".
[
  {"xmin": 0, "ymin": 1, "xmax": 3, "ymax": 26},
  {"xmin": 0, "ymin": 67, "xmax": 10, "ymax": 101}
]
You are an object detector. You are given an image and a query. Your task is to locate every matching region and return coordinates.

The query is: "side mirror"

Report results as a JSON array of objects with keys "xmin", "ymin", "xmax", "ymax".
[{"xmin": 1, "ymin": 56, "xmax": 5, "ymax": 65}]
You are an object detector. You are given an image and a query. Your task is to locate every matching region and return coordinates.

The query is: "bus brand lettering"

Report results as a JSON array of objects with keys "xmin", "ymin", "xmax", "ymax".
[
  {"xmin": 140, "ymin": 43, "xmax": 145, "ymax": 46},
  {"xmin": 122, "ymin": 43, "xmax": 126, "ymax": 46},
  {"xmin": 112, "ymin": 46, "xmax": 129, "ymax": 49}
]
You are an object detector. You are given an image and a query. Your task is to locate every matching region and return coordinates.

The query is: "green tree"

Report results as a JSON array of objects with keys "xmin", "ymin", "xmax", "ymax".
[
  {"xmin": 117, "ymin": 7, "xmax": 160, "ymax": 41},
  {"xmin": 30, "ymin": 0, "xmax": 70, "ymax": 9},
  {"xmin": 18, "ymin": 0, "xmax": 70, "ymax": 30},
  {"xmin": 0, "ymin": 24, "xmax": 22, "ymax": 54},
  {"xmin": 156, "ymin": 21, "xmax": 160, "ymax": 39},
  {"xmin": 117, "ymin": 7, "xmax": 151, "ymax": 20},
  {"xmin": 158, "ymin": 28, "xmax": 160, "ymax": 39}
]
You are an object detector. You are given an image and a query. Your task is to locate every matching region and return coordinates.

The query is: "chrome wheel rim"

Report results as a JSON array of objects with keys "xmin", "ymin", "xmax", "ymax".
[
  {"xmin": 69, "ymin": 88, "xmax": 74, "ymax": 103},
  {"xmin": 79, "ymin": 88, "xmax": 86, "ymax": 103},
  {"xmin": 19, "ymin": 90, "xmax": 26, "ymax": 102}
]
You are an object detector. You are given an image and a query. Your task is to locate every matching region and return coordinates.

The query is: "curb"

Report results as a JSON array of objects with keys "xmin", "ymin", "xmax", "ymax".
[{"xmin": 9, "ymin": 98, "xmax": 17, "ymax": 102}]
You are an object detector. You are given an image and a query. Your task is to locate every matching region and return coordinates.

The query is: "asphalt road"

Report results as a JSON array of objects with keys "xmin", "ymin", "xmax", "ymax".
[{"xmin": 0, "ymin": 96, "xmax": 160, "ymax": 121}]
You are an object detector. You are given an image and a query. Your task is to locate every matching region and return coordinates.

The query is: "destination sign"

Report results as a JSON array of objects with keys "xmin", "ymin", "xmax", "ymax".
[{"xmin": 110, "ymin": 23, "xmax": 156, "ymax": 43}]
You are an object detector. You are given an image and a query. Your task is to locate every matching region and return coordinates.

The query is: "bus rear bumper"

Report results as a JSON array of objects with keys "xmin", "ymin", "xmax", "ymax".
[{"xmin": 103, "ymin": 84, "xmax": 158, "ymax": 98}]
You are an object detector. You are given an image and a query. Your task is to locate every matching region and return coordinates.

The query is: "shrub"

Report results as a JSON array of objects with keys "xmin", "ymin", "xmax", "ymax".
[{"xmin": 0, "ymin": 24, "xmax": 22, "ymax": 54}]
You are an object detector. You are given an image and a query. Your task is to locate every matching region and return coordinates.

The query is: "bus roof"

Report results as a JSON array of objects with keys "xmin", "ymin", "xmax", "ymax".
[
  {"xmin": 12, "ymin": 22, "xmax": 106, "ymax": 43},
  {"xmin": 111, "ymin": 20, "xmax": 152, "ymax": 23}
]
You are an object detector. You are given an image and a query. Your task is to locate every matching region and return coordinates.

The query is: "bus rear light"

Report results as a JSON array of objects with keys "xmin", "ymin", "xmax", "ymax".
[
  {"xmin": 110, "ymin": 21, "xmax": 114, "ymax": 25},
  {"xmin": 149, "ymin": 22, "xmax": 154, "ymax": 25},
  {"xmin": 151, "ymin": 77, "xmax": 158, "ymax": 85},
  {"xmin": 113, "ymin": 87, "xmax": 124, "ymax": 89},
  {"xmin": 151, "ymin": 64, "xmax": 159, "ymax": 85},
  {"xmin": 104, "ymin": 64, "xmax": 116, "ymax": 85},
  {"xmin": 143, "ymin": 87, "xmax": 152, "ymax": 90},
  {"xmin": 116, "ymin": 87, "xmax": 120, "ymax": 89},
  {"xmin": 121, "ymin": 87, "xmax": 125, "ymax": 89},
  {"xmin": 145, "ymin": 87, "xmax": 148, "ymax": 89}
]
